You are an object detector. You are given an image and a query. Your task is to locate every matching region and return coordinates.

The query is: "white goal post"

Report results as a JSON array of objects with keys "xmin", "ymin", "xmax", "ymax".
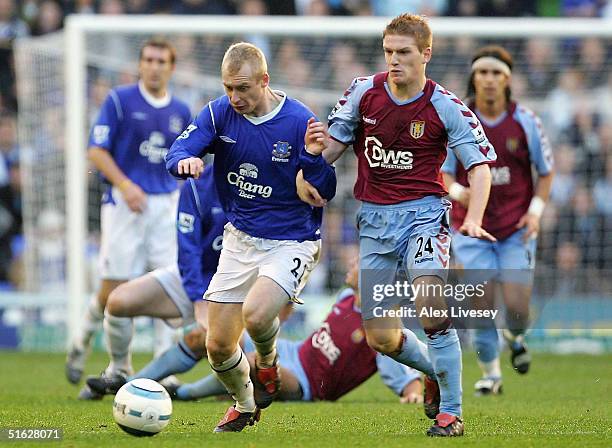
[{"xmin": 14, "ymin": 15, "xmax": 612, "ymax": 345}]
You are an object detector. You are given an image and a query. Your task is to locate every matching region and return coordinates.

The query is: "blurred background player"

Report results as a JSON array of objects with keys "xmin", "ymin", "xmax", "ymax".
[
  {"xmin": 165, "ymin": 42, "xmax": 336, "ymax": 432},
  {"xmin": 65, "ymin": 38, "xmax": 192, "ymax": 399},
  {"xmin": 298, "ymin": 14, "xmax": 497, "ymax": 437},
  {"xmin": 442, "ymin": 46, "xmax": 554, "ymax": 395},
  {"xmin": 173, "ymin": 259, "xmax": 423, "ymax": 405},
  {"xmin": 86, "ymin": 165, "xmax": 226, "ymax": 396}
]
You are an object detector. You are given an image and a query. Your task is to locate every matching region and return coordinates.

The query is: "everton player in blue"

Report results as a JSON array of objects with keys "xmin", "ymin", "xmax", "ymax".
[
  {"xmin": 165, "ymin": 42, "xmax": 336, "ymax": 432},
  {"xmin": 66, "ymin": 38, "xmax": 192, "ymax": 398},
  {"xmin": 86, "ymin": 165, "xmax": 227, "ymax": 395}
]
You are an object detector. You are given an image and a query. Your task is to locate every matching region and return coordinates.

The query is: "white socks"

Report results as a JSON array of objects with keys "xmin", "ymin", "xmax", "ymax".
[
  {"xmin": 250, "ymin": 318, "xmax": 279, "ymax": 368},
  {"xmin": 73, "ymin": 295, "xmax": 104, "ymax": 353},
  {"xmin": 478, "ymin": 357, "xmax": 502, "ymax": 379},
  {"xmin": 209, "ymin": 348, "xmax": 255, "ymax": 413},
  {"xmin": 103, "ymin": 310, "xmax": 134, "ymax": 375}
]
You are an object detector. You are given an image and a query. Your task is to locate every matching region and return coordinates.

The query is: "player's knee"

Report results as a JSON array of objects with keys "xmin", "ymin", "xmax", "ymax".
[
  {"xmin": 242, "ymin": 310, "xmax": 272, "ymax": 335},
  {"xmin": 106, "ymin": 289, "xmax": 129, "ymax": 317},
  {"xmin": 205, "ymin": 337, "xmax": 235, "ymax": 362},
  {"xmin": 365, "ymin": 332, "xmax": 397, "ymax": 355},
  {"xmin": 183, "ymin": 326, "xmax": 207, "ymax": 359}
]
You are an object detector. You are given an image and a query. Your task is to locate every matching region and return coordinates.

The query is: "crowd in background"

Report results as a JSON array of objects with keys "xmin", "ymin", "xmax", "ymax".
[{"xmin": 1, "ymin": 0, "xmax": 611, "ymax": 297}]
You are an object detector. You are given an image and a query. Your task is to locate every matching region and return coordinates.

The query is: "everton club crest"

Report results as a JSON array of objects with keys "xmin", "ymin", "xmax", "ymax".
[
  {"xmin": 169, "ymin": 115, "xmax": 184, "ymax": 134},
  {"xmin": 410, "ymin": 120, "xmax": 426, "ymax": 139},
  {"xmin": 272, "ymin": 141, "xmax": 292, "ymax": 163}
]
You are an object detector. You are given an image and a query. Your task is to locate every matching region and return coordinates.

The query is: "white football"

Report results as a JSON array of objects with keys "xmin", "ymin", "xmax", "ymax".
[{"xmin": 112, "ymin": 378, "xmax": 172, "ymax": 437}]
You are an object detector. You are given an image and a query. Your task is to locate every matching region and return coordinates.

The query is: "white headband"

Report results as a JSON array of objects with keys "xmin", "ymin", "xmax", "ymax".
[{"xmin": 471, "ymin": 56, "xmax": 511, "ymax": 76}]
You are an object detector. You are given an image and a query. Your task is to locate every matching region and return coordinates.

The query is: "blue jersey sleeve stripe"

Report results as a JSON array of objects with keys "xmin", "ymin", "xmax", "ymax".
[
  {"xmin": 208, "ymin": 102, "xmax": 217, "ymax": 134},
  {"xmin": 109, "ymin": 90, "xmax": 123, "ymax": 121},
  {"xmin": 514, "ymin": 106, "xmax": 554, "ymax": 176},
  {"xmin": 188, "ymin": 178, "xmax": 204, "ymax": 217},
  {"xmin": 328, "ymin": 76, "xmax": 374, "ymax": 144},
  {"xmin": 441, "ymin": 147, "xmax": 458, "ymax": 175},
  {"xmin": 431, "ymin": 87, "xmax": 496, "ymax": 169}
]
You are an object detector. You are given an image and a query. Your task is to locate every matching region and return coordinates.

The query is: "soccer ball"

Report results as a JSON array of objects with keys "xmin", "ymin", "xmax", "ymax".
[{"xmin": 112, "ymin": 378, "xmax": 172, "ymax": 437}]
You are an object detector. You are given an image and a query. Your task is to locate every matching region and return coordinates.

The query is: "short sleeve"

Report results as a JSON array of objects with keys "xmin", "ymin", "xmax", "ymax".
[
  {"xmin": 441, "ymin": 147, "xmax": 458, "ymax": 175},
  {"xmin": 88, "ymin": 90, "xmax": 122, "ymax": 151},
  {"xmin": 431, "ymin": 87, "xmax": 497, "ymax": 170},
  {"xmin": 328, "ymin": 76, "xmax": 373, "ymax": 144},
  {"xmin": 515, "ymin": 106, "xmax": 554, "ymax": 175}
]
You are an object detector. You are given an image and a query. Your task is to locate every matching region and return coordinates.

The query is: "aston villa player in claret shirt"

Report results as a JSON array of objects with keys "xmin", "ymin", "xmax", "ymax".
[
  {"xmin": 297, "ymin": 13, "xmax": 497, "ymax": 437},
  {"xmin": 442, "ymin": 46, "xmax": 554, "ymax": 396}
]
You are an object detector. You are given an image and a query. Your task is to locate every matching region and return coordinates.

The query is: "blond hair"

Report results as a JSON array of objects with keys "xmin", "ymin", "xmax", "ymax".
[
  {"xmin": 221, "ymin": 42, "xmax": 267, "ymax": 79},
  {"xmin": 383, "ymin": 14, "xmax": 432, "ymax": 53}
]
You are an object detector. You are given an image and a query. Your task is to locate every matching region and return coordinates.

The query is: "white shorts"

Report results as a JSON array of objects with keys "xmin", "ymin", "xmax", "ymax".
[
  {"xmin": 205, "ymin": 223, "xmax": 321, "ymax": 304},
  {"xmin": 151, "ymin": 264, "xmax": 196, "ymax": 328},
  {"xmin": 99, "ymin": 187, "xmax": 178, "ymax": 280}
]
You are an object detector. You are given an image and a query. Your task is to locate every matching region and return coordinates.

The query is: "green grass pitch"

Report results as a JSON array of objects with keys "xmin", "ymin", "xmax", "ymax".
[{"xmin": 0, "ymin": 351, "xmax": 610, "ymax": 447}]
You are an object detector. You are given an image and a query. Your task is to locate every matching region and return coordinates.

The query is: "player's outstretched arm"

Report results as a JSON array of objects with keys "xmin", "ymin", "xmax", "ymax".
[
  {"xmin": 376, "ymin": 353, "xmax": 423, "ymax": 404},
  {"xmin": 322, "ymin": 138, "xmax": 349, "ymax": 164},
  {"xmin": 88, "ymin": 146, "xmax": 146, "ymax": 212},
  {"xmin": 459, "ymin": 164, "xmax": 496, "ymax": 241},
  {"xmin": 166, "ymin": 108, "xmax": 217, "ymax": 179},
  {"xmin": 400, "ymin": 378, "xmax": 424, "ymax": 404}
]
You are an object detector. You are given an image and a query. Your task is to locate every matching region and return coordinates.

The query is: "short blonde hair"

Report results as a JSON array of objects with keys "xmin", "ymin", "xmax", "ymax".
[
  {"xmin": 221, "ymin": 42, "xmax": 267, "ymax": 79},
  {"xmin": 383, "ymin": 14, "xmax": 432, "ymax": 53}
]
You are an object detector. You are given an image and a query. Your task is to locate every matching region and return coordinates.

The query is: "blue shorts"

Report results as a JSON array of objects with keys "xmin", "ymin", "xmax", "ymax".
[
  {"xmin": 242, "ymin": 333, "xmax": 311, "ymax": 401},
  {"xmin": 452, "ymin": 228, "xmax": 536, "ymax": 284},
  {"xmin": 358, "ymin": 196, "xmax": 452, "ymax": 284}
]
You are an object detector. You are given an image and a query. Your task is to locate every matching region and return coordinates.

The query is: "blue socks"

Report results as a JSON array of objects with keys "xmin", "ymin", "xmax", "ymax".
[
  {"xmin": 426, "ymin": 324, "xmax": 462, "ymax": 417},
  {"xmin": 131, "ymin": 340, "xmax": 199, "ymax": 381},
  {"xmin": 389, "ymin": 328, "xmax": 435, "ymax": 378},
  {"xmin": 176, "ymin": 374, "xmax": 227, "ymax": 400},
  {"xmin": 473, "ymin": 327, "xmax": 500, "ymax": 364}
]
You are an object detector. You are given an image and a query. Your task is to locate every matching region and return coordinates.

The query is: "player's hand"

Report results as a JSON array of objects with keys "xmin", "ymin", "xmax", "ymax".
[
  {"xmin": 400, "ymin": 378, "xmax": 423, "ymax": 404},
  {"xmin": 177, "ymin": 157, "xmax": 204, "ymax": 179},
  {"xmin": 516, "ymin": 212, "xmax": 539, "ymax": 241},
  {"xmin": 459, "ymin": 219, "xmax": 497, "ymax": 242},
  {"xmin": 304, "ymin": 117, "xmax": 328, "ymax": 156},
  {"xmin": 296, "ymin": 169, "xmax": 326, "ymax": 207},
  {"xmin": 121, "ymin": 181, "xmax": 147, "ymax": 213}
]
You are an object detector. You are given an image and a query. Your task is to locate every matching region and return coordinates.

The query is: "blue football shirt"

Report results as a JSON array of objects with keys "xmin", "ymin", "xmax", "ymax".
[
  {"xmin": 89, "ymin": 82, "xmax": 191, "ymax": 195},
  {"xmin": 166, "ymin": 92, "xmax": 336, "ymax": 241}
]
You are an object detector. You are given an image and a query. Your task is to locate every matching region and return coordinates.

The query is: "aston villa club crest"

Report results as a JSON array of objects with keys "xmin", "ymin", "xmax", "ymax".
[
  {"xmin": 410, "ymin": 120, "xmax": 426, "ymax": 139},
  {"xmin": 272, "ymin": 141, "xmax": 292, "ymax": 162},
  {"xmin": 506, "ymin": 138, "xmax": 519, "ymax": 152},
  {"xmin": 351, "ymin": 328, "xmax": 365, "ymax": 344}
]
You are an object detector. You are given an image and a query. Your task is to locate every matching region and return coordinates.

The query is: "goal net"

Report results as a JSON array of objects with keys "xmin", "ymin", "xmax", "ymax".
[{"xmin": 14, "ymin": 16, "xmax": 612, "ymax": 345}]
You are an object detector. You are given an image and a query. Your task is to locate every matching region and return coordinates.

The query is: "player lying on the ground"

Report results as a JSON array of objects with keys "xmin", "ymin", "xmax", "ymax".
[
  {"xmin": 89, "ymin": 261, "xmax": 424, "ymax": 405},
  {"xmin": 442, "ymin": 45, "xmax": 554, "ymax": 396},
  {"xmin": 86, "ymin": 165, "xmax": 227, "ymax": 395}
]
